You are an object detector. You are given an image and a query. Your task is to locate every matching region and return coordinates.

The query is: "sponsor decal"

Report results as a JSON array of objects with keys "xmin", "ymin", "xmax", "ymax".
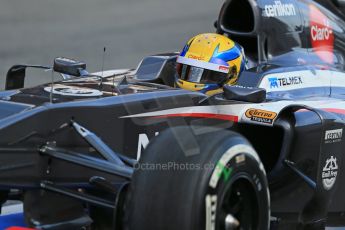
[
  {"xmin": 209, "ymin": 144, "xmax": 265, "ymax": 188},
  {"xmin": 219, "ymin": 66, "xmax": 229, "ymax": 72},
  {"xmin": 205, "ymin": 195, "xmax": 217, "ymax": 230},
  {"xmin": 232, "ymin": 85, "xmax": 255, "ymax": 89},
  {"xmin": 215, "ymin": 162, "xmax": 233, "ymax": 183},
  {"xmin": 235, "ymin": 154, "xmax": 246, "ymax": 164},
  {"xmin": 253, "ymin": 174, "xmax": 262, "ymax": 191},
  {"xmin": 264, "ymin": 1, "xmax": 296, "ymax": 17},
  {"xmin": 325, "ymin": 128, "xmax": 343, "ymax": 144},
  {"xmin": 44, "ymin": 85, "xmax": 103, "ymax": 97},
  {"xmin": 245, "ymin": 109, "xmax": 277, "ymax": 124},
  {"xmin": 311, "ymin": 21, "xmax": 332, "ymax": 42},
  {"xmin": 322, "ymin": 156, "xmax": 338, "ymax": 190},
  {"xmin": 188, "ymin": 54, "xmax": 205, "ymax": 61},
  {"xmin": 128, "ymin": 85, "xmax": 159, "ymax": 91},
  {"xmin": 309, "ymin": 4, "xmax": 334, "ymax": 63},
  {"xmin": 268, "ymin": 76, "xmax": 303, "ymax": 89},
  {"xmin": 136, "ymin": 132, "xmax": 159, "ymax": 160}
]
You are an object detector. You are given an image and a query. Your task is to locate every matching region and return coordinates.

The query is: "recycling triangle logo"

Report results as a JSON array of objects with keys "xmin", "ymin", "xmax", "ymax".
[{"xmin": 322, "ymin": 156, "xmax": 338, "ymax": 190}]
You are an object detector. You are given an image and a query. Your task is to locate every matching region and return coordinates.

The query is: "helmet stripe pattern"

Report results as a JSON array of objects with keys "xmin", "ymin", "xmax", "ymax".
[{"xmin": 210, "ymin": 44, "xmax": 240, "ymax": 65}]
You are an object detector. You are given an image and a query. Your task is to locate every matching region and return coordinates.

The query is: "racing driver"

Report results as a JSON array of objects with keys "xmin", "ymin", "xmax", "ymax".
[{"xmin": 175, "ymin": 33, "xmax": 246, "ymax": 95}]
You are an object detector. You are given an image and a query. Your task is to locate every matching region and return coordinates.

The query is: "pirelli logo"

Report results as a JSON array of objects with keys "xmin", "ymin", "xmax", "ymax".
[
  {"xmin": 245, "ymin": 109, "xmax": 277, "ymax": 124},
  {"xmin": 325, "ymin": 129, "xmax": 343, "ymax": 144}
]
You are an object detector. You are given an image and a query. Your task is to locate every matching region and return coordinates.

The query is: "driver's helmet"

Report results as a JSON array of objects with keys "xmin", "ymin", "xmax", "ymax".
[{"xmin": 176, "ymin": 33, "xmax": 246, "ymax": 95}]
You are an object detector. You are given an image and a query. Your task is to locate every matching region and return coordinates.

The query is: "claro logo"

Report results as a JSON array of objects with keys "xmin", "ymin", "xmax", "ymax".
[
  {"xmin": 311, "ymin": 19, "xmax": 333, "ymax": 41},
  {"xmin": 188, "ymin": 54, "xmax": 205, "ymax": 61},
  {"xmin": 309, "ymin": 4, "xmax": 334, "ymax": 63}
]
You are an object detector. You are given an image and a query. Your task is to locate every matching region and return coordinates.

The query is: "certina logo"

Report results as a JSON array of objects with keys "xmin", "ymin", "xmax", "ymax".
[
  {"xmin": 268, "ymin": 76, "xmax": 303, "ymax": 88},
  {"xmin": 264, "ymin": 1, "xmax": 296, "ymax": 17},
  {"xmin": 322, "ymin": 156, "xmax": 338, "ymax": 190},
  {"xmin": 245, "ymin": 109, "xmax": 277, "ymax": 124},
  {"xmin": 324, "ymin": 129, "xmax": 343, "ymax": 144}
]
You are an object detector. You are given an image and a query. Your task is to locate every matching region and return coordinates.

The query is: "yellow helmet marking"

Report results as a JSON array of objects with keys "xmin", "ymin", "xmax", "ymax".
[
  {"xmin": 176, "ymin": 80, "xmax": 204, "ymax": 92},
  {"xmin": 185, "ymin": 33, "xmax": 235, "ymax": 63}
]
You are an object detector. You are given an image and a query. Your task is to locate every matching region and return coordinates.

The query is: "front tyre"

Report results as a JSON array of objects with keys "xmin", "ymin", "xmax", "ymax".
[{"xmin": 124, "ymin": 126, "xmax": 270, "ymax": 230}]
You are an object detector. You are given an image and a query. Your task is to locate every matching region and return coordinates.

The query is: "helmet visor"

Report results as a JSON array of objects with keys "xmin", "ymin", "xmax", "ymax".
[{"xmin": 177, "ymin": 64, "xmax": 228, "ymax": 85}]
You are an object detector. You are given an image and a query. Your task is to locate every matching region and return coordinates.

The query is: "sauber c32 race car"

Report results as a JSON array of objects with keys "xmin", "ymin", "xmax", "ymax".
[{"xmin": 2, "ymin": 0, "xmax": 345, "ymax": 229}]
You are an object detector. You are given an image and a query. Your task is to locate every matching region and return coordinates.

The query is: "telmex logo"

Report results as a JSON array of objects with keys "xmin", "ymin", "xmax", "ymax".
[
  {"xmin": 268, "ymin": 76, "xmax": 303, "ymax": 88},
  {"xmin": 264, "ymin": 1, "xmax": 296, "ymax": 17},
  {"xmin": 245, "ymin": 109, "xmax": 277, "ymax": 124},
  {"xmin": 309, "ymin": 4, "xmax": 334, "ymax": 63}
]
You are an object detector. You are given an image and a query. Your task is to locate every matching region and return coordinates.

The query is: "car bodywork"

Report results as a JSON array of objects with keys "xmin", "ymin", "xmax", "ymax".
[{"xmin": 1, "ymin": 0, "xmax": 345, "ymax": 228}]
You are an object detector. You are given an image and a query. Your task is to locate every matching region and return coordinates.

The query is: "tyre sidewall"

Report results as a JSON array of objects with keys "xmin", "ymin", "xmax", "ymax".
[
  {"xmin": 125, "ymin": 128, "xmax": 270, "ymax": 230},
  {"xmin": 202, "ymin": 145, "xmax": 270, "ymax": 230}
]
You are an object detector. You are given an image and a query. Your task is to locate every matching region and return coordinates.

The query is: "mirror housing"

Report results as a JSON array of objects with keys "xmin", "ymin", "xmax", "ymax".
[
  {"xmin": 223, "ymin": 85, "xmax": 266, "ymax": 103},
  {"xmin": 53, "ymin": 57, "xmax": 87, "ymax": 77},
  {"xmin": 5, "ymin": 65, "xmax": 51, "ymax": 90}
]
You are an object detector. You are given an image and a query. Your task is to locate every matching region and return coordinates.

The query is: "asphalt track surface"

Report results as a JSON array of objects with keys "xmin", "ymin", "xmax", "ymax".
[
  {"xmin": 0, "ymin": 1, "xmax": 344, "ymax": 229},
  {"xmin": 0, "ymin": 0, "xmax": 222, "ymax": 89}
]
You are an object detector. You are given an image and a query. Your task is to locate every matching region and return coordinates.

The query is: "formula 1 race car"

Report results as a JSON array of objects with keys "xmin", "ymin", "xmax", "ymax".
[{"xmin": 2, "ymin": 0, "xmax": 345, "ymax": 229}]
